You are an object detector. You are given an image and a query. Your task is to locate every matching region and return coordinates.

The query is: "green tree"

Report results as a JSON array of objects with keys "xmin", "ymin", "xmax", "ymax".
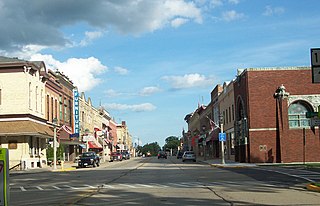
[
  {"xmin": 163, "ymin": 136, "xmax": 180, "ymax": 151},
  {"xmin": 141, "ymin": 142, "xmax": 161, "ymax": 156}
]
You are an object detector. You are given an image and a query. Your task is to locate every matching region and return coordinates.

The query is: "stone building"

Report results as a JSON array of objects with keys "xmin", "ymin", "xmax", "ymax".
[
  {"xmin": 234, "ymin": 67, "xmax": 320, "ymax": 163},
  {"xmin": 0, "ymin": 57, "xmax": 53, "ymax": 169}
]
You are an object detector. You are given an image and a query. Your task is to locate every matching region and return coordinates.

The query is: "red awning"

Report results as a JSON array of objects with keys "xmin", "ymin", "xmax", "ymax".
[{"xmin": 88, "ymin": 141, "xmax": 102, "ymax": 149}]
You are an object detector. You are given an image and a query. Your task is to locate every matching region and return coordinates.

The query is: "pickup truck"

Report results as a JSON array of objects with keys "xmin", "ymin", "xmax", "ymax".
[{"xmin": 78, "ymin": 152, "xmax": 100, "ymax": 168}]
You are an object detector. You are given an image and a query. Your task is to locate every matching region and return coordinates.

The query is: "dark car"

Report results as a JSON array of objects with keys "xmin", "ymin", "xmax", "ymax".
[
  {"xmin": 158, "ymin": 151, "xmax": 167, "ymax": 159},
  {"xmin": 110, "ymin": 152, "xmax": 123, "ymax": 162},
  {"xmin": 122, "ymin": 151, "xmax": 130, "ymax": 160},
  {"xmin": 177, "ymin": 151, "xmax": 183, "ymax": 159},
  {"xmin": 78, "ymin": 152, "xmax": 100, "ymax": 168}
]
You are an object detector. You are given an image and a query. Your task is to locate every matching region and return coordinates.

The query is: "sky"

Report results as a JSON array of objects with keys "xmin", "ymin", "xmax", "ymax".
[{"xmin": 1, "ymin": 0, "xmax": 320, "ymax": 147}]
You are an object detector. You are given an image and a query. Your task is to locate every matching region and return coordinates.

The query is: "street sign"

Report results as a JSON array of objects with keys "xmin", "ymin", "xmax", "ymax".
[
  {"xmin": 311, "ymin": 48, "xmax": 320, "ymax": 83},
  {"xmin": 306, "ymin": 111, "xmax": 318, "ymax": 118},
  {"xmin": 311, "ymin": 117, "xmax": 320, "ymax": 127},
  {"xmin": 219, "ymin": 133, "xmax": 226, "ymax": 142}
]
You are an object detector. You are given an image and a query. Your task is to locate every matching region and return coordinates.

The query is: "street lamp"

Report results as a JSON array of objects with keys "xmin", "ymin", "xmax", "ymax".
[
  {"xmin": 202, "ymin": 125, "xmax": 206, "ymax": 160},
  {"xmin": 219, "ymin": 114, "xmax": 225, "ymax": 164},
  {"xmin": 52, "ymin": 118, "xmax": 58, "ymax": 170}
]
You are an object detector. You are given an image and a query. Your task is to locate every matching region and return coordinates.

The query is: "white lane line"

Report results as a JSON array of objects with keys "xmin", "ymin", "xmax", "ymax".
[
  {"xmin": 52, "ymin": 186, "xmax": 61, "ymax": 190},
  {"xmin": 84, "ymin": 184, "xmax": 96, "ymax": 189},
  {"xmin": 150, "ymin": 183, "xmax": 169, "ymax": 188},
  {"xmin": 36, "ymin": 186, "xmax": 44, "ymax": 191},
  {"xmin": 102, "ymin": 184, "xmax": 115, "ymax": 189},
  {"xmin": 20, "ymin": 186, "xmax": 27, "ymax": 191},
  {"xmin": 168, "ymin": 183, "xmax": 192, "ymax": 187},
  {"xmin": 136, "ymin": 184, "xmax": 154, "ymax": 188},
  {"xmin": 256, "ymin": 168, "xmax": 313, "ymax": 182},
  {"xmin": 64, "ymin": 185, "xmax": 80, "ymax": 190},
  {"xmin": 119, "ymin": 184, "xmax": 136, "ymax": 188}
]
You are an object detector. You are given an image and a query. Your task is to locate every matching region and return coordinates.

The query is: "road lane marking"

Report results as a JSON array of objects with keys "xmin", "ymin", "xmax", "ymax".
[
  {"xmin": 150, "ymin": 183, "xmax": 168, "ymax": 188},
  {"xmin": 20, "ymin": 186, "xmax": 27, "ymax": 191},
  {"xmin": 119, "ymin": 184, "xmax": 136, "ymax": 188},
  {"xmin": 102, "ymin": 184, "xmax": 115, "ymax": 189},
  {"xmin": 52, "ymin": 186, "xmax": 61, "ymax": 190},
  {"xmin": 136, "ymin": 184, "xmax": 154, "ymax": 188},
  {"xmin": 64, "ymin": 185, "xmax": 80, "ymax": 190},
  {"xmin": 36, "ymin": 186, "xmax": 44, "ymax": 191},
  {"xmin": 84, "ymin": 184, "xmax": 96, "ymax": 188}
]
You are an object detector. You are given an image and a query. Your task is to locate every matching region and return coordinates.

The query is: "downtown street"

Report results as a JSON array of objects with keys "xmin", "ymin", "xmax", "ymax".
[{"xmin": 9, "ymin": 157, "xmax": 320, "ymax": 206}]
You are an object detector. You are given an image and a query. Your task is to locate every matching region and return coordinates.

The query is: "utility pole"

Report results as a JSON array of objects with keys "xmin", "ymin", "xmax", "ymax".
[{"xmin": 220, "ymin": 115, "xmax": 225, "ymax": 164}]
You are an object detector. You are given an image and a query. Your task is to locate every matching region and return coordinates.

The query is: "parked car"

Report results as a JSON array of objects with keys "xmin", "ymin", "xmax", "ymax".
[
  {"xmin": 78, "ymin": 152, "xmax": 100, "ymax": 168},
  {"xmin": 110, "ymin": 152, "xmax": 123, "ymax": 162},
  {"xmin": 146, "ymin": 152, "xmax": 151, "ymax": 157},
  {"xmin": 177, "ymin": 151, "xmax": 183, "ymax": 159},
  {"xmin": 182, "ymin": 151, "xmax": 196, "ymax": 162},
  {"xmin": 158, "ymin": 151, "xmax": 167, "ymax": 159},
  {"xmin": 122, "ymin": 151, "xmax": 131, "ymax": 160}
]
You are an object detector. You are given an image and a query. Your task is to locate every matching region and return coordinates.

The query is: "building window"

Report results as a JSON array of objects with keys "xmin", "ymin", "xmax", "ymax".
[
  {"xmin": 232, "ymin": 104, "xmax": 234, "ymax": 121},
  {"xmin": 35, "ymin": 86, "xmax": 38, "ymax": 112},
  {"xmin": 59, "ymin": 95, "xmax": 63, "ymax": 120},
  {"xmin": 40, "ymin": 89, "xmax": 43, "ymax": 113},
  {"xmin": 288, "ymin": 101, "xmax": 312, "ymax": 128},
  {"xmin": 29, "ymin": 83, "xmax": 31, "ymax": 108},
  {"xmin": 46, "ymin": 95, "xmax": 49, "ymax": 120},
  {"xmin": 51, "ymin": 97, "xmax": 54, "ymax": 122}
]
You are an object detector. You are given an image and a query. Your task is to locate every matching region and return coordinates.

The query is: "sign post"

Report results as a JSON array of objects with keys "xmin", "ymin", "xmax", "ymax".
[
  {"xmin": 0, "ymin": 148, "xmax": 9, "ymax": 206},
  {"xmin": 311, "ymin": 48, "xmax": 320, "ymax": 83}
]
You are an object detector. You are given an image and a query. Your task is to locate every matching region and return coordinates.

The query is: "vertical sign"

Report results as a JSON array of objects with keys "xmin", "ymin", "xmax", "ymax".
[
  {"xmin": 311, "ymin": 48, "xmax": 320, "ymax": 83},
  {"xmin": 0, "ymin": 148, "xmax": 9, "ymax": 206},
  {"xmin": 73, "ymin": 89, "xmax": 80, "ymax": 138}
]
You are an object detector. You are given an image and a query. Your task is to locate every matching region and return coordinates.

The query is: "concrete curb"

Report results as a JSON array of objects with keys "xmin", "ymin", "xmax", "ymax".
[
  {"xmin": 52, "ymin": 167, "xmax": 77, "ymax": 172},
  {"xmin": 210, "ymin": 164, "xmax": 249, "ymax": 168},
  {"xmin": 306, "ymin": 183, "xmax": 320, "ymax": 192}
]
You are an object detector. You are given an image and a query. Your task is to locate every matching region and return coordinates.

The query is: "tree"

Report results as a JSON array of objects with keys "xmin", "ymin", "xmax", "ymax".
[
  {"xmin": 141, "ymin": 142, "xmax": 161, "ymax": 156},
  {"xmin": 163, "ymin": 136, "xmax": 180, "ymax": 151}
]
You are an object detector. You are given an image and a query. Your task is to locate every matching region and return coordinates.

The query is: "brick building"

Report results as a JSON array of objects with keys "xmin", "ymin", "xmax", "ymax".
[{"xmin": 234, "ymin": 67, "xmax": 320, "ymax": 163}]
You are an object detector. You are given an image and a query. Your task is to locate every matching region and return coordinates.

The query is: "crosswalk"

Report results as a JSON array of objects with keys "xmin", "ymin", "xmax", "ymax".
[{"xmin": 9, "ymin": 180, "xmax": 296, "ymax": 192}]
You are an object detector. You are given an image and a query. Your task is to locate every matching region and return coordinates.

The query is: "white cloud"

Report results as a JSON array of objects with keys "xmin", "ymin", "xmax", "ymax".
[
  {"xmin": 210, "ymin": 0, "xmax": 223, "ymax": 8},
  {"xmin": 228, "ymin": 0, "xmax": 240, "ymax": 5},
  {"xmin": 30, "ymin": 54, "xmax": 108, "ymax": 92},
  {"xmin": 222, "ymin": 10, "xmax": 244, "ymax": 22},
  {"xmin": 139, "ymin": 86, "xmax": 162, "ymax": 96},
  {"xmin": 104, "ymin": 89, "xmax": 120, "ymax": 97},
  {"xmin": 0, "ymin": 0, "xmax": 203, "ymax": 51},
  {"xmin": 105, "ymin": 103, "xmax": 156, "ymax": 112},
  {"xmin": 263, "ymin": 6, "xmax": 285, "ymax": 16},
  {"xmin": 79, "ymin": 31, "xmax": 103, "ymax": 46},
  {"xmin": 171, "ymin": 18, "xmax": 189, "ymax": 28},
  {"xmin": 162, "ymin": 73, "xmax": 214, "ymax": 89},
  {"xmin": 114, "ymin": 66, "xmax": 129, "ymax": 75}
]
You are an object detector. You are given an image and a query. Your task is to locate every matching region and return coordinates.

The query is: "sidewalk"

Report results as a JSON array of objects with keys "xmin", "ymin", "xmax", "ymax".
[
  {"xmin": 9, "ymin": 159, "xmax": 113, "ymax": 175},
  {"xmin": 198, "ymin": 157, "xmax": 257, "ymax": 168}
]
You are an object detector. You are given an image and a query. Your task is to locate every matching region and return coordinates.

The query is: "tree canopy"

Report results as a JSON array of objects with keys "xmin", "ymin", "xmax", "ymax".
[
  {"xmin": 163, "ymin": 136, "xmax": 180, "ymax": 151},
  {"xmin": 137, "ymin": 142, "xmax": 161, "ymax": 156}
]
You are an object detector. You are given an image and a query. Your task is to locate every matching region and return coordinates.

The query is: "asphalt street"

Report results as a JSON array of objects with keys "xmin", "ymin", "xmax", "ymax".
[{"xmin": 9, "ymin": 157, "xmax": 320, "ymax": 205}]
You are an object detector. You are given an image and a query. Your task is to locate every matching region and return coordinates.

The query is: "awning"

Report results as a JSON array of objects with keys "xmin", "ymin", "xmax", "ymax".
[
  {"xmin": 88, "ymin": 141, "xmax": 102, "ymax": 149},
  {"xmin": 0, "ymin": 120, "xmax": 53, "ymax": 138}
]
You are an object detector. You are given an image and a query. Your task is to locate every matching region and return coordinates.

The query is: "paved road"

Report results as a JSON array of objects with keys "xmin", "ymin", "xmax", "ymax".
[{"xmin": 10, "ymin": 157, "xmax": 320, "ymax": 205}]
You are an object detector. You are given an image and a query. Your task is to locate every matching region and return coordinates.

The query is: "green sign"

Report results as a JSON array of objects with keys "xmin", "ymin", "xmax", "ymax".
[
  {"xmin": 0, "ymin": 148, "xmax": 9, "ymax": 206},
  {"xmin": 306, "ymin": 112, "xmax": 318, "ymax": 118}
]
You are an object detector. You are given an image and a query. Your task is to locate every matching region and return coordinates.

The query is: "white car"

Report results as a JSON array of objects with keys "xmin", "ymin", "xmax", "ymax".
[{"xmin": 182, "ymin": 151, "xmax": 196, "ymax": 162}]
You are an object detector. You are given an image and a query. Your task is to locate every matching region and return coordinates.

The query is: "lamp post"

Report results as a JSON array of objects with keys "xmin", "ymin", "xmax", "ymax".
[
  {"xmin": 52, "ymin": 118, "xmax": 58, "ymax": 170},
  {"xmin": 202, "ymin": 125, "xmax": 206, "ymax": 160},
  {"xmin": 219, "ymin": 114, "xmax": 225, "ymax": 164}
]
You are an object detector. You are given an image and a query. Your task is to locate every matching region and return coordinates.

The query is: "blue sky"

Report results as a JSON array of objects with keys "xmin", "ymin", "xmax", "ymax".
[{"xmin": 1, "ymin": 0, "xmax": 320, "ymax": 146}]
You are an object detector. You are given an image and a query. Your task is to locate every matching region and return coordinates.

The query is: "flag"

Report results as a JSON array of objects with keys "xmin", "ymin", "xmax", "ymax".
[{"xmin": 206, "ymin": 116, "xmax": 218, "ymax": 132}]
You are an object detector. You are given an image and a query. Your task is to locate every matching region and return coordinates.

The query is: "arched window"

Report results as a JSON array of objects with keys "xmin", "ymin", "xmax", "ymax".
[{"xmin": 288, "ymin": 101, "xmax": 312, "ymax": 128}]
